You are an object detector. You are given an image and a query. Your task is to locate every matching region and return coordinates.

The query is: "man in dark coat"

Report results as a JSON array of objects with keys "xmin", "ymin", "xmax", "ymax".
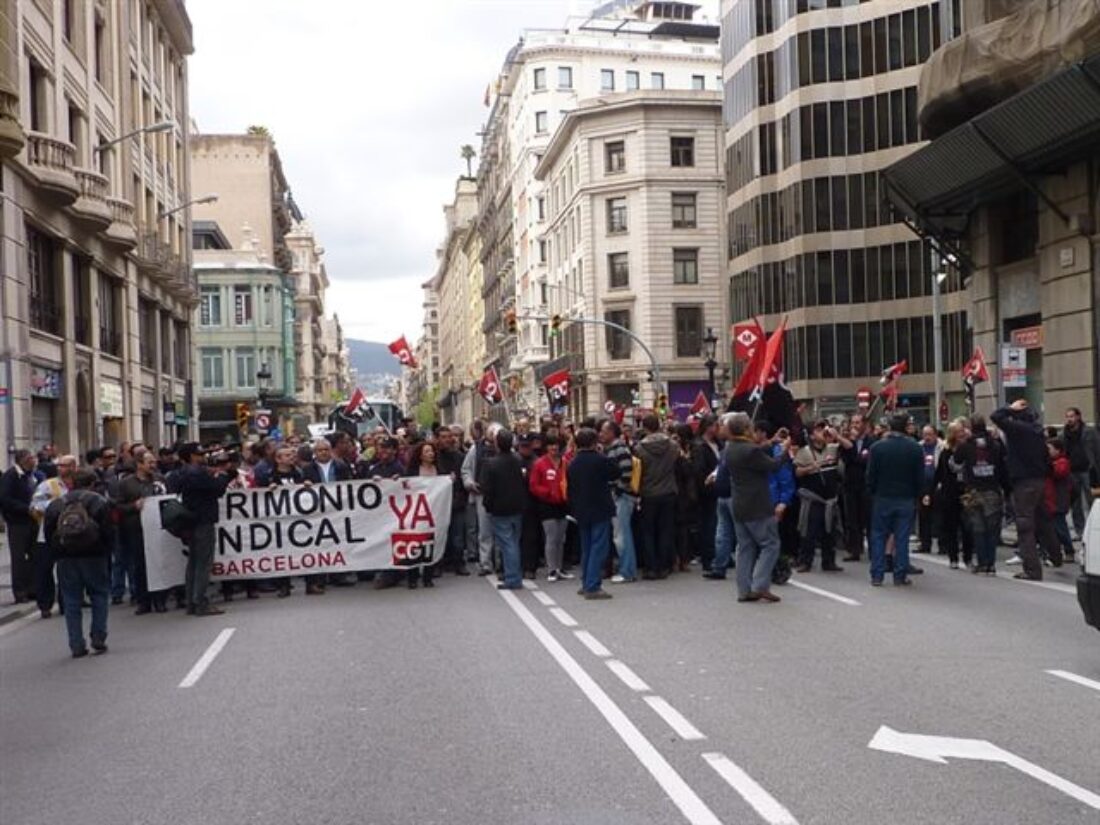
[
  {"xmin": 567, "ymin": 428, "xmax": 620, "ymax": 599},
  {"xmin": 1, "ymin": 450, "xmax": 39, "ymax": 603}
]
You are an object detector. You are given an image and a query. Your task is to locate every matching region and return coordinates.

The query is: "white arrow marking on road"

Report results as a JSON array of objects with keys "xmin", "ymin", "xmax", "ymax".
[{"xmin": 868, "ymin": 725, "xmax": 1100, "ymax": 810}]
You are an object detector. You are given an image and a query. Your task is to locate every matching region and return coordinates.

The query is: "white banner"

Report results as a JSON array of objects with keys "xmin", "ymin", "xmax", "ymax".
[{"xmin": 141, "ymin": 477, "xmax": 452, "ymax": 592}]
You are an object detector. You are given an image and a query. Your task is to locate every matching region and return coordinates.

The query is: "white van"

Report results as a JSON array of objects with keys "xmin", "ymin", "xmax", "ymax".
[{"xmin": 1080, "ymin": 500, "xmax": 1100, "ymax": 631}]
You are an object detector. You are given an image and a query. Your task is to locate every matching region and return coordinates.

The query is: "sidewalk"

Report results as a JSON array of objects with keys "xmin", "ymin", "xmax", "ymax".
[{"xmin": 0, "ymin": 530, "xmax": 39, "ymax": 626}]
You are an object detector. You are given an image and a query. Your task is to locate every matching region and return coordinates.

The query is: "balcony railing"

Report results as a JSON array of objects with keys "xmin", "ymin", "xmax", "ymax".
[
  {"xmin": 74, "ymin": 168, "xmax": 109, "ymax": 203},
  {"xmin": 108, "ymin": 197, "xmax": 135, "ymax": 225},
  {"xmin": 30, "ymin": 301, "xmax": 62, "ymax": 336},
  {"xmin": 25, "ymin": 132, "xmax": 76, "ymax": 174},
  {"xmin": 100, "ymin": 326, "xmax": 123, "ymax": 358}
]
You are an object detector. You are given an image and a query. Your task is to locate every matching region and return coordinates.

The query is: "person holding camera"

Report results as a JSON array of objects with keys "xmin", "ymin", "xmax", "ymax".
[
  {"xmin": 793, "ymin": 421, "xmax": 850, "ymax": 574},
  {"xmin": 175, "ymin": 443, "xmax": 232, "ymax": 615},
  {"xmin": 114, "ymin": 451, "xmax": 168, "ymax": 614}
]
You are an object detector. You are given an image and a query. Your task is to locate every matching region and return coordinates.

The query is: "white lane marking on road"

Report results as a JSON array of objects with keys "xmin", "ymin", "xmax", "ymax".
[
  {"xmin": 703, "ymin": 752, "xmax": 800, "ymax": 825},
  {"xmin": 645, "ymin": 696, "xmax": 706, "ymax": 741},
  {"xmin": 574, "ymin": 629, "xmax": 612, "ymax": 658},
  {"xmin": 522, "ymin": 580, "xmax": 538, "ymax": 590},
  {"xmin": 787, "ymin": 578, "xmax": 861, "ymax": 606},
  {"xmin": 868, "ymin": 725, "xmax": 1100, "ymax": 811},
  {"xmin": 1046, "ymin": 669, "xmax": 1100, "ymax": 694},
  {"xmin": 178, "ymin": 628, "xmax": 236, "ymax": 689},
  {"xmin": 533, "ymin": 591, "xmax": 557, "ymax": 607},
  {"xmin": 607, "ymin": 659, "xmax": 652, "ymax": 692},
  {"xmin": 921, "ymin": 554, "xmax": 1078, "ymax": 594},
  {"xmin": 549, "ymin": 607, "xmax": 578, "ymax": 627},
  {"xmin": 0, "ymin": 610, "xmax": 42, "ymax": 639},
  {"xmin": 491, "ymin": 583, "xmax": 723, "ymax": 825}
]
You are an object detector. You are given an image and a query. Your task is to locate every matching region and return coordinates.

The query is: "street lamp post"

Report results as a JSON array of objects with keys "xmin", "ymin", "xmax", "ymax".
[
  {"xmin": 159, "ymin": 193, "xmax": 218, "ymax": 220},
  {"xmin": 256, "ymin": 363, "xmax": 273, "ymax": 410},
  {"xmin": 703, "ymin": 327, "xmax": 719, "ymax": 408},
  {"xmin": 94, "ymin": 120, "xmax": 175, "ymax": 154},
  {"xmin": 932, "ymin": 265, "xmax": 948, "ymax": 425}
]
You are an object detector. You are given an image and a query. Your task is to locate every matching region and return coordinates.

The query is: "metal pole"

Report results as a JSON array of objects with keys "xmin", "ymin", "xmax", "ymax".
[{"xmin": 932, "ymin": 270, "xmax": 944, "ymax": 425}]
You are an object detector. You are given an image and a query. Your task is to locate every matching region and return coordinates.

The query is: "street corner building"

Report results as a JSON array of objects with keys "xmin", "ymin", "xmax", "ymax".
[
  {"xmin": 883, "ymin": 0, "xmax": 1100, "ymax": 422},
  {"xmin": 1, "ymin": 0, "xmax": 197, "ymax": 453}
]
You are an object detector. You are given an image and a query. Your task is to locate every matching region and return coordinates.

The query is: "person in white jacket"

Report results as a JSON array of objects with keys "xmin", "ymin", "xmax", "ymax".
[
  {"xmin": 461, "ymin": 421, "xmax": 499, "ymax": 575},
  {"xmin": 30, "ymin": 455, "xmax": 78, "ymax": 618}
]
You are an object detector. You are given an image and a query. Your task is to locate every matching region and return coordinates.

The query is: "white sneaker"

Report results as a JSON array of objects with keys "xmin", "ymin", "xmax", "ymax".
[
  {"xmin": 1005, "ymin": 555, "xmax": 1023, "ymax": 565},
  {"xmin": 610, "ymin": 574, "xmax": 628, "ymax": 584},
  {"xmin": 1042, "ymin": 558, "xmax": 1052, "ymax": 567},
  {"xmin": 547, "ymin": 570, "xmax": 560, "ymax": 583},
  {"xmin": 558, "ymin": 570, "xmax": 576, "ymax": 580}
]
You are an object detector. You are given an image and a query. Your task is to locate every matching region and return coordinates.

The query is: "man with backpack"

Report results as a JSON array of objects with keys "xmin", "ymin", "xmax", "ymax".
[{"xmin": 43, "ymin": 469, "xmax": 114, "ymax": 657}]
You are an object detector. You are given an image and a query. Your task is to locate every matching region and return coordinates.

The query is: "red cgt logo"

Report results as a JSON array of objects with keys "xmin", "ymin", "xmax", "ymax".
[{"xmin": 391, "ymin": 532, "xmax": 436, "ymax": 567}]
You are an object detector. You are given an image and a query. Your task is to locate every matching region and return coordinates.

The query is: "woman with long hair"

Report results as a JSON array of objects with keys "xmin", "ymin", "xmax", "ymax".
[
  {"xmin": 936, "ymin": 419, "xmax": 973, "ymax": 569},
  {"xmin": 403, "ymin": 441, "xmax": 439, "ymax": 589}
]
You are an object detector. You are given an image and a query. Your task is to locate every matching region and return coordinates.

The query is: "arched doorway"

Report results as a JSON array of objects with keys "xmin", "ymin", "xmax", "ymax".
[{"xmin": 75, "ymin": 371, "xmax": 94, "ymax": 454}]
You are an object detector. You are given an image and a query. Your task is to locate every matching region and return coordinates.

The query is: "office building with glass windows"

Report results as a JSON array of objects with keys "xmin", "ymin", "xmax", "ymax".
[{"xmin": 722, "ymin": 0, "xmax": 968, "ymax": 420}]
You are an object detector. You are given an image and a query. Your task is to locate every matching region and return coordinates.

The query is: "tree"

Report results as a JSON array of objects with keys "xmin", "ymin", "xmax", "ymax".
[
  {"xmin": 460, "ymin": 144, "xmax": 477, "ymax": 178},
  {"xmin": 416, "ymin": 384, "xmax": 440, "ymax": 429},
  {"xmin": 247, "ymin": 125, "xmax": 271, "ymax": 137}
]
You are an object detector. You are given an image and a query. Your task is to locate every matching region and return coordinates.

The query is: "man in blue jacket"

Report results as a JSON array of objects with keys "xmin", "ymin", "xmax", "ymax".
[
  {"xmin": 567, "ymin": 428, "xmax": 621, "ymax": 600},
  {"xmin": 866, "ymin": 413, "xmax": 924, "ymax": 586}
]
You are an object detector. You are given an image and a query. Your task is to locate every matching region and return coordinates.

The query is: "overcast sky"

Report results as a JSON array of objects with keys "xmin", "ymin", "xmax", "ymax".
[{"xmin": 188, "ymin": 0, "xmax": 718, "ymax": 344}]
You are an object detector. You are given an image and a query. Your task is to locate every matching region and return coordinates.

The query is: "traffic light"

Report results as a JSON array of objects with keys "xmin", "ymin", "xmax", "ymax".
[
  {"xmin": 235, "ymin": 402, "xmax": 251, "ymax": 433},
  {"xmin": 656, "ymin": 393, "xmax": 669, "ymax": 414},
  {"xmin": 504, "ymin": 308, "xmax": 517, "ymax": 334},
  {"xmin": 550, "ymin": 314, "xmax": 562, "ymax": 335}
]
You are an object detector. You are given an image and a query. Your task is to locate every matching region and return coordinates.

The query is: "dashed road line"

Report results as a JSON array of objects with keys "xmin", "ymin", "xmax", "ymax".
[
  {"xmin": 703, "ymin": 752, "xmax": 800, "ymax": 825},
  {"xmin": 532, "ymin": 591, "xmax": 557, "ymax": 607},
  {"xmin": 178, "ymin": 627, "xmax": 236, "ymax": 689},
  {"xmin": 549, "ymin": 606, "xmax": 579, "ymax": 627},
  {"xmin": 607, "ymin": 659, "xmax": 652, "ymax": 692},
  {"xmin": 1045, "ymin": 669, "xmax": 1100, "ymax": 694},
  {"xmin": 574, "ymin": 629, "xmax": 612, "ymax": 657},
  {"xmin": 920, "ymin": 554, "xmax": 1077, "ymax": 594},
  {"xmin": 490, "ymin": 580, "xmax": 724, "ymax": 825},
  {"xmin": 645, "ymin": 695, "xmax": 706, "ymax": 741},
  {"xmin": 787, "ymin": 578, "xmax": 861, "ymax": 606}
]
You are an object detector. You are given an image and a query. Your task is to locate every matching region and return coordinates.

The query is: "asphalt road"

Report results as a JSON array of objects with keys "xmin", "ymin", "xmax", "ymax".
[{"xmin": 1, "ymin": 548, "xmax": 1097, "ymax": 825}]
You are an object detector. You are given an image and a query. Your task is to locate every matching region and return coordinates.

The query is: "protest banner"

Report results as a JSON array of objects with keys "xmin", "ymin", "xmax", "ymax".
[{"xmin": 141, "ymin": 477, "xmax": 452, "ymax": 592}]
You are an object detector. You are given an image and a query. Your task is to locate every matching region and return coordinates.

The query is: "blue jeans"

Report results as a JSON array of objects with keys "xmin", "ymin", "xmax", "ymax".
[
  {"xmin": 712, "ymin": 497, "xmax": 736, "ymax": 576},
  {"xmin": 580, "ymin": 520, "xmax": 612, "ymax": 593},
  {"xmin": 109, "ymin": 532, "xmax": 133, "ymax": 601},
  {"xmin": 733, "ymin": 517, "xmax": 780, "ymax": 597},
  {"xmin": 613, "ymin": 494, "xmax": 637, "ymax": 579},
  {"xmin": 871, "ymin": 497, "xmax": 915, "ymax": 582},
  {"xmin": 57, "ymin": 556, "xmax": 109, "ymax": 653},
  {"xmin": 491, "ymin": 514, "xmax": 522, "ymax": 588}
]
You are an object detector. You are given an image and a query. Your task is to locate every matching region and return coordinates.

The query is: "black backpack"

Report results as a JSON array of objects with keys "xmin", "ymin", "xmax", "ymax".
[
  {"xmin": 159, "ymin": 498, "xmax": 196, "ymax": 540},
  {"xmin": 56, "ymin": 496, "xmax": 101, "ymax": 553}
]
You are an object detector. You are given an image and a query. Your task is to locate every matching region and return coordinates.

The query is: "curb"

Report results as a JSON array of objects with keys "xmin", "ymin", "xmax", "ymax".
[{"xmin": 0, "ymin": 605, "xmax": 38, "ymax": 627}]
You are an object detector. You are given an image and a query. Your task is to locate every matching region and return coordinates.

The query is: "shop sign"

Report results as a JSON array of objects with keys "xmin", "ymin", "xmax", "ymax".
[
  {"xmin": 30, "ymin": 366, "xmax": 62, "ymax": 399},
  {"xmin": 174, "ymin": 402, "xmax": 189, "ymax": 425},
  {"xmin": 1001, "ymin": 346, "xmax": 1027, "ymax": 388},
  {"xmin": 0, "ymin": 387, "xmax": 9, "ymax": 405},
  {"xmin": 1009, "ymin": 326, "xmax": 1043, "ymax": 349},
  {"xmin": 163, "ymin": 400, "xmax": 176, "ymax": 425},
  {"xmin": 100, "ymin": 382, "xmax": 125, "ymax": 418}
]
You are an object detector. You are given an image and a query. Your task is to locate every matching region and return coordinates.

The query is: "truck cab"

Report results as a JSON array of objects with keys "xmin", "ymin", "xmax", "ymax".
[{"xmin": 1080, "ymin": 500, "xmax": 1100, "ymax": 631}]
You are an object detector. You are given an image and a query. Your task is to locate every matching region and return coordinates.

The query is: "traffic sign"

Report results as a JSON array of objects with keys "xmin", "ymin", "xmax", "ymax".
[
  {"xmin": 254, "ymin": 409, "xmax": 272, "ymax": 433},
  {"xmin": 856, "ymin": 387, "xmax": 873, "ymax": 410},
  {"xmin": 603, "ymin": 400, "xmax": 617, "ymax": 415}
]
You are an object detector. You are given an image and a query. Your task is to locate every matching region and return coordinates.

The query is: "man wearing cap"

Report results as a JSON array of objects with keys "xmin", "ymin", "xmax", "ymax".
[{"xmin": 359, "ymin": 436, "xmax": 405, "ymax": 479}]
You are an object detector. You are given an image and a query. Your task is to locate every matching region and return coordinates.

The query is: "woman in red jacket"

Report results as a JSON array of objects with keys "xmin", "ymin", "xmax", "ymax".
[
  {"xmin": 1046, "ymin": 438, "xmax": 1076, "ymax": 563},
  {"xmin": 529, "ymin": 436, "xmax": 572, "ymax": 582}
]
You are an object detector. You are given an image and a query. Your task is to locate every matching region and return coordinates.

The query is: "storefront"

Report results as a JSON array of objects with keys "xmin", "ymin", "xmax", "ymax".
[
  {"xmin": 29, "ymin": 365, "xmax": 62, "ymax": 448},
  {"xmin": 100, "ymin": 380, "xmax": 125, "ymax": 449}
]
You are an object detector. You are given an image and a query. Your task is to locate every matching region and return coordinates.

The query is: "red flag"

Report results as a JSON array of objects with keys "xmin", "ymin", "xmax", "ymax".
[
  {"xmin": 961, "ymin": 347, "xmax": 990, "ymax": 386},
  {"xmin": 343, "ymin": 387, "xmax": 368, "ymax": 419},
  {"xmin": 731, "ymin": 320, "xmax": 765, "ymax": 363},
  {"xmin": 882, "ymin": 382, "xmax": 899, "ymax": 411},
  {"xmin": 754, "ymin": 320, "xmax": 786, "ymax": 396},
  {"xmin": 733, "ymin": 342, "xmax": 764, "ymax": 398},
  {"xmin": 388, "ymin": 336, "xmax": 418, "ymax": 368},
  {"xmin": 689, "ymin": 391, "xmax": 711, "ymax": 417},
  {"xmin": 478, "ymin": 368, "xmax": 503, "ymax": 404},
  {"xmin": 879, "ymin": 359, "xmax": 908, "ymax": 386},
  {"xmin": 543, "ymin": 368, "xmax": 570, "ymax": 406}
]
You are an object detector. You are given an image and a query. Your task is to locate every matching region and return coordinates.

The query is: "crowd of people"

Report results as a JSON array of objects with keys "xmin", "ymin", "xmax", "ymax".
[{"xmin": 1, "ymin": 400, "xmax": 1097, "ymax": 657}]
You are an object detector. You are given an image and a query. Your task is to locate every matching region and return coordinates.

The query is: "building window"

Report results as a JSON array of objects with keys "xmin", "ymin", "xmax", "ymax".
[
  {"xmin": 672, "ymin": 193, "xmax": 697, "ymax": 228},
  {"xmin": 558, "ymin": 66, "xmax": 573, "ymax": 89},
  {"xmin": 605, "ymin": 309, "xmax": 631, "ymax": 360},
  {"xmin": 236, "ymin": 349, "xmax": 256, "ymax": 389},
  {"xmin": 98, "ymin": 275, "xmax": 123, "ymax": 357},
  {"xmin": 626, "ymin": 71, "xmax": 640, "ymax": 91},
  {"xmin": 199, "ymin": 287, "xmax": 221, "ymax": 326},
  {"xmin": 538, "ymin": 240, "xmax": 548, "ymax": 264},
  {"xmin": 533, "ymin": 67, "xmax": 546, "ymax": 90},
  {"xmin": 691, "ymin": 75, "xmax": 705, "ymax": 90},
  {"xmin": 605, "ymin": 140, "xmax": 625, "ymax": 174},
  {"xmin": 651, "ymin": 72, "xmax": 665, "ymax": 90},
  {"xmin": 537, "ymin": 196, "xmax": 546, "ymax": 220},
  {"xmin": 600, "ymin": 69, "xmax": 615, "ymax": 91},
  {"xmin": 673, "ymin": 248, "xmax": 699, "ymax": 284},
  {"xmin": 535, "ymin": 111, "xmax": 548, "ymax": 134},
  {"xmin": 608, "ymin": 252, "xmax": 629, "ymax": 289},
  {"xmin": 201, "ymin": 350, "xmax": 224, "ymax": 390},
  {"xmin": 606, "ymin": 197, "xmax": 627, "ymax": 234},
  {"xmin": 94, "ymin": 13, "xmax": 108, "ymax": 84},
  {"xmin": 670, "ymin": 136, "xmax": 695, "ymax": 167},
  {"xmin": 675, "ymin": 307, "xmax": 703, "ymax": 357},
  {"xmin": 72, "ymin": 255, "xmax": 91, "ymax": 345},
  {"xmin": 139, "ymin": 300, "xmax": 157, "ymax": 368},
  {"xmin": 233, "ymin": 286, "xmax": 253, "ymax": 326},
  {"xmin": 26, "ymin": 226, "xmax": 61, "ymax": 335}
]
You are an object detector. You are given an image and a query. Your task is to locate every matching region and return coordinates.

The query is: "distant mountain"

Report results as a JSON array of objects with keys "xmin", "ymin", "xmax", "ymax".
[{"xmin": 346, "ymin": 339, "xmax": 402, "ymax": 378}]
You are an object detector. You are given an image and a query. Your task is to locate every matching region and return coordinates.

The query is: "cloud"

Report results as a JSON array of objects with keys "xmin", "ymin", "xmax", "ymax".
[{"xmin": 187, "ymin": 0, "xmax": 717, "ymax": 343}]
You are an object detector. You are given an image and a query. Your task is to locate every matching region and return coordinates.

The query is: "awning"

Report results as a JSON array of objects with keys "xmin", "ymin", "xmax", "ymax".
[{"xmin": 884, "ymin": 52, "xmax": 1100, "ymax": 236}]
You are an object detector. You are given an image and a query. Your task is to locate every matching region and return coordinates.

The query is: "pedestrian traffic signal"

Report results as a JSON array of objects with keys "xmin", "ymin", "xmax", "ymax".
[
  {"xmin": 504, "ymin": 308, "xmax": 517, "ymax": 334},
  {"xmin": 656, "ymin": 393, "xmax": 668, "ymax": 413},
  {"xmin": 551, "ymin": 314, "xmax": 562, "ymax": 335},
  {"xmin": 236, "ymin": 402, "xmax": 251, "ymax": 433}
]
